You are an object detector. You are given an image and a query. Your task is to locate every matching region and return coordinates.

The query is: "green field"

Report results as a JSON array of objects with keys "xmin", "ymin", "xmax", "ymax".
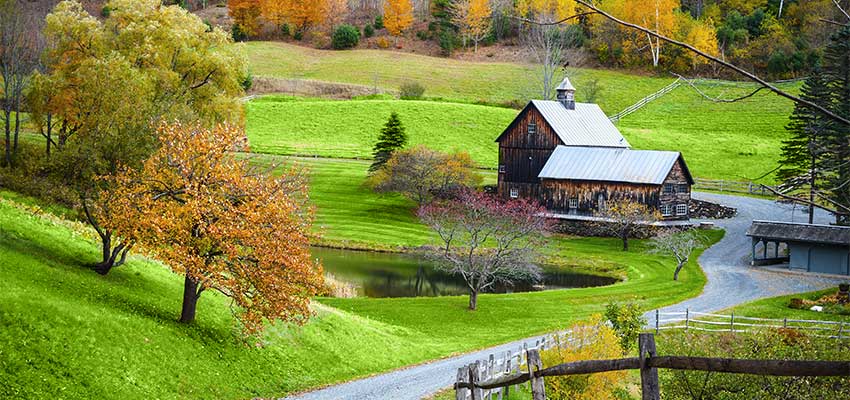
[
  {"xmin": 723, "ymin": 287, "xmax": 850, "ymax": 323},
  {"xmin": 245, "ymin": 42, "xmax": 798, "ymax": 182},
  {"xmin": 0, "ymin": 178, "xmax": 721, "ymax": 398}
]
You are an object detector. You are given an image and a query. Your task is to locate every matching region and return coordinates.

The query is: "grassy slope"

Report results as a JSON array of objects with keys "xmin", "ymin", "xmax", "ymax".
[
  {"xmin": 245, "ymin": 42, "xmax": 797, "ymax": 182},
  {"xmin": 0, "ymin": 179, "xmax": 721, "ymax": 398},
  {"xmin": 722, "ymin": 287, "xmax": 850, "ymax": 323}
]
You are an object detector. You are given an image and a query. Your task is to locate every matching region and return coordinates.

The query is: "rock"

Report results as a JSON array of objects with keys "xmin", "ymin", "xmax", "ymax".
[
  {"xmin": 690, "ymin": 199, "xmax": 737, "ymax": 219},
  {"xmin": 810, "ymin": 305, "xmax": 824, "ymax": 312}
]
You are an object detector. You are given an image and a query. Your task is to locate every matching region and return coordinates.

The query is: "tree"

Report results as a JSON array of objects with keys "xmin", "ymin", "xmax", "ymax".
[
  {"xmin": 260, "ymin": 0, "xmax": 328, "ymax": 35},
  {"xmin": 30, "ymin": 0, "xmax": 247, "ymax": 274},
  {"xmin": 821, "ymin": 26, "xmax": 850, "ymax": 224},
  {"xmin": 595, "ymin": 198, "xmax": 659, "ymax": 251},
  {"xmin": 384, "ymin": 0, "xmax": 414, "ymax": 39},
  {"xmin": 648, "ymin": 229, "xmax": 702, "ymax": 281},
  {"xmin": 369, "ymin": 112, "xmax": 408, "ymax": 173},
  {"xmin": 621, "ymin": 0, "xmax": 679, "ymax": 67},
  {"xmin": 228, "ymin": 0, "xmax": 261, "ymax": 37},
  {"xmin": 108, "ymin": 122, "xmax": 324, "ymax": 334},
  {"xmin": 370, "ymin": 145, "xmax": 481, "ymax": 206},
  {"xmin": 452, "ymin": 0, "xmax": 492, "ymax": 52},
  {"xmin": 516, "ymin": 0, "xmax": 581, "ymax": 100},
  {"xmin": 0, "ymin": 0, "xmax": 39, "ymax": 167},
  {"xmin": 777, "ymin": 71, "xmax": 833, "ymax": 224},
  {"xmin": 418, "ymin": 189, "xmax": 549, "ymax": 310}
]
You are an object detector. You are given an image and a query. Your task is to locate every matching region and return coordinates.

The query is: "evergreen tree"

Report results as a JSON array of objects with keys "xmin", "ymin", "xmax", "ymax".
[
  {"xmin": 776, "ymin": 71, "xmax": 833, "ymax": 223},
  {"xmin": 370, "ymin": 112, "xmax": 408, "ymax": 173},
  {"xmin": 821, "ymin": 27, "xmax": 850, "ymax": 223}
]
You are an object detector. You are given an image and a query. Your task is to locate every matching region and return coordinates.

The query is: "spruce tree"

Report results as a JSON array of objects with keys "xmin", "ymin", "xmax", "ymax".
[
  {"xmin": 370, "ymin": 112, "xmax": 408, "ymax": 173},
  {"xmin": 776, "ymin": 71, "xmax": 832, "ymax": 223},
  {"xmin": 821, "ymin": 26, "xmax": 850, "ymax": 223}
]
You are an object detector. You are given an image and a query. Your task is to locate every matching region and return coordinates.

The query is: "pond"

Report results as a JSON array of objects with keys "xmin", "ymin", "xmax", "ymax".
[{"xmin": 313, "ymin": 247, "xmax": 619, "ymax": 298}]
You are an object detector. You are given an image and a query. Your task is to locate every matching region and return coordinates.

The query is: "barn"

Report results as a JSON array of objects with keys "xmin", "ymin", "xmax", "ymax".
[
  {"xmin": 747, "ymin": 220, "xmax": 850, "ymax": 276},
  {"xmin": 496, "ymin": 77, "xmax": 694, "ymax": 220}
]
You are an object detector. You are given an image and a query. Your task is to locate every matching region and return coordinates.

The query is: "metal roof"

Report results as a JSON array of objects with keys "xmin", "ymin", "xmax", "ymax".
[
  {"xmin": 556, "ymin": 77, "xmax": 575, "ymax": 91},
  {"xmin": 538, "ymin": 146, "xmax": 682, "ymax": 185},
  {"xmin": 747, "ymin": 220, "xmax": 850, "ymax": 246},
  {"xmin": 531, "ymin": 100, "xmax": 630, "ymax": 148}
]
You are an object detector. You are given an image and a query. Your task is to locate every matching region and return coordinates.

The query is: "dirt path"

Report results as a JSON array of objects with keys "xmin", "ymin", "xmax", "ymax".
[{"xmin": 283, "ymin": 192, "xmax": 845, "ymax": 400}]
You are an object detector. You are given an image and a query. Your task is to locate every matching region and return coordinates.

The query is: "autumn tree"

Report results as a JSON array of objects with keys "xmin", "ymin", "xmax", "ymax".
[
  {"xmin": 0, "ymin": 0, "xmax": 39, "ymax": 167},
  {"xmin": 621, "ymin": 0, "xmax": 679, "ymax": 67},
  {"xmin": 648, "ymin": 229, "xmax": 702, "ymax": 281},
  {"xmin": 369, "ymin": 112, "xmax": 408, "ymax": 173},
  {"xmin": 596, "ymin": 198, "xmax": 660, "ymax": 251},
  {"xmin": 228, "ymin": 0, "xmax": 261, "ymax": 37},
  {"xmin": 384, "ymin": 0, "xmax": 414, "ymax": 40},
  {"xmin": 452, "ymin": 0, "xmax": 492, "ymax": 52},
  {"xmin": 29, "ymin": 0, "xmax": 246, "ymax": 274},
  {"xmin": 370, "ymin": 145, "xmax": 481, "ymax": 206},
  {"xmin": 516, "ymin": 0, "xmax": 581, "ymax": 99},
  {"xmin": 108, "ymin": 122, "xmax": 324, "ymax": 333},
  {"xmin": 418, "ymin": 189, "xmax": 549, "ymax": 310}
]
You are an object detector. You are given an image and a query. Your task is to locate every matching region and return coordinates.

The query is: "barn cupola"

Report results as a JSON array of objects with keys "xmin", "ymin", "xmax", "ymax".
[{"xmin": 556, "ymin": 77, "xmax": 576, "ymax": 110}]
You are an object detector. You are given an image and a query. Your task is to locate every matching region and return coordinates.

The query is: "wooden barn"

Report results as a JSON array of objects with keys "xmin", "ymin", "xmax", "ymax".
[{"xmin": 496, "ymin": 77, "xmax": 694, "ymax": 220}]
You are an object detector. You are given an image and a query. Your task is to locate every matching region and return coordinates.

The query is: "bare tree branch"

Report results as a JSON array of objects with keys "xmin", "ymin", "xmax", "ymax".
[
  {"xmin": 566, "ymin": 0, "xmax": 850, "ymax": 126},
  {"xmin": 834, "ymin": 0, "xmax": 850, "ymax": 22},
  {"xmin": 673, "ymin": 73, "xmax": 767, "ymax": 103}
]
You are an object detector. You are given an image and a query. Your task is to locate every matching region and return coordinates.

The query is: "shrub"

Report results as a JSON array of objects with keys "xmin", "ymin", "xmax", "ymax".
[
  {"xmin": 101, "ymin": 5, "xmax": 111, "ymax": 17},
  {"xmin": 374, "ymin": 15, "xmax": 384, "ymax": 29},
  {"xmin": 311, "ymin": 31, "xmax": 330, "ymax": 48},
  {"xmin": 332, "ymin": 24, "xmax": 360, "ymax": 49},
  {"xmin": 231, "ymin": 24, "xmax": 248, "ymax": 42},
  {"xmin": 281, "ymin": 23, "xmax": 291, "ymax": 37},
  {"xmin": 399, "ymin": 82, "xmax": 425, "ymax": 99},
  {"xmin": 604, "ymin": 301, "xmax": 645, "ymax": 353},
  {"xmin": 416, "ymin": 30, "xmax": 429, "ymax": 40},
  {"xmin": 363, "ymin": 24, "xmax": 375, "ymax": 38},
  {"xmin": 439, "ymin": 31, "xmax": 456, "ymax": 56},
  {"xmin": 293, "ymin": 30, "xmax": 303, "ymax": 41},
  {"xmin": 376, "ymin": 36, "xmax": 390, "ymax": 49},
  {"xmin": 540, "ymin": 316, "xmax": 627, "ymax": 400},
  {"xmin": 240, "ymin": 72, "xmax": 253, "ymax": 92}
]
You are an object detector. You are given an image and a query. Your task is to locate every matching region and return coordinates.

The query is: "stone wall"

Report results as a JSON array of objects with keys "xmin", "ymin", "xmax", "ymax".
[{"xmin": 689, "ymin": 199, "xmax": 737, "ymax": 219}]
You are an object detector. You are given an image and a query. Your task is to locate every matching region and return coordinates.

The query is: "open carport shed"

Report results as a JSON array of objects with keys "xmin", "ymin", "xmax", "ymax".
[{"xmin": 747, "ymin": 220, "xmax": 850, "ymax": 276}]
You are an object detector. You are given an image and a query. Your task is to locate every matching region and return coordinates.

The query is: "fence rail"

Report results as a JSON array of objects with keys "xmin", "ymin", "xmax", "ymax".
[
  {"xmin": 609, "ymin": 78, "xmax": 682, "ymax": 123},
  {"xmin": 455, "ymin": 333, "xmax": 850, "ymax": 400},
  {"xmin": 653, "ymin": 309, "xmax": 850, "ymax": 339},
  {"xmin": 693, "ymin": 178, "xmax": 777, "ymax": 196}
]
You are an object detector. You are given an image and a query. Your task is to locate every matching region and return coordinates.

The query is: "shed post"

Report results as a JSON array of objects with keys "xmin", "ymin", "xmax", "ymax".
[{"xmin": 639, "ymin": 333, "xmax": 660, "ymax": 400}]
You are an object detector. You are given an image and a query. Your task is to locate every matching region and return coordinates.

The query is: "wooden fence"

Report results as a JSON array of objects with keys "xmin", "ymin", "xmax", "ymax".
[
  {"xmin": 455, "ymin": 333, "xmax": 850, "ymax": 400},
  {"xmin": 653, "ymin": 309, "xmax": 850, "ymax": 339},
  {"xmin": 609, "ymin": 78, "xmax": 682, "ymax": 123},
  {"xmin": 693, "ymin": 178, "xmax": 777, "ymax": 196}
]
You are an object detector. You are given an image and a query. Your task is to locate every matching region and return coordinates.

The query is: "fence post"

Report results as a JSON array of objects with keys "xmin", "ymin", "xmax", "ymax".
[
  {"xmin": 456, "ymin": 366, "xmax": 469, "ymax": 400},
  {"xmin": 469, "ymin": 362, "xmax": 482, "ymax": 400},
  {"xmin": 784, "ymin": 318, "xmax": 788, "ymax": 328},
  {"xmin": 639, "ymin": 333, "xmax": 661, "ymax": 400},
  {"xmin": 655, "ymin": 309, "xmax": 660, "ymax": 335},
  {"xmin": 488, "ymin": 354, "xmax": 495, "ymax": 400},
  {"xmin": 685, "ymin": 308, "xmax": 689, "ymax": 332},
  {"xmin": 527, "ymin": 349, "xmax": 546, "ymax": 400},
  {"xmin": 730, "ymin": 312, "xmax": 735, "ymax": 332},
  {"xmin": 839, "ymin": 322, "xmax": 844, "ymax": 339}
]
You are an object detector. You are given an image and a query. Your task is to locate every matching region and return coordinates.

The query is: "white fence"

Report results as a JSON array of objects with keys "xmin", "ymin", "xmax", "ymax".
[{"xmin": 653, "ymin": 309, "xmax": 850, "ymax": 339}]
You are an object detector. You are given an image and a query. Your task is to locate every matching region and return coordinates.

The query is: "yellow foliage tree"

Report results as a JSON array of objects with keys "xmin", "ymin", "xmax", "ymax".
[
  {"xmin": 259, "ymin": 0, "xmax": 327, "ymax": 34},
  {"xmin": 228, "ymin": 0, "xmax": 261, "ymax": 36},
  {"xmin": 383, "ymin": 0, "xmax": 413, "ymax": 39},
  {"xmin": 539, "ymin": 315, "xmax": 627, "ymax": 400},
  {"xmin": 621, "ymin": 0, "xmax": 679, "ymax": 67},
  {"xmin": 515, "ymin": 0, "xmax": 577, "ymax": 22},
  {"xmin": 453, "ymin": 0, "xmax": 492, "ymax": 52},
  {"xmin": 682, "ymin": 17, "xmax": 718, "ymax": 70}
]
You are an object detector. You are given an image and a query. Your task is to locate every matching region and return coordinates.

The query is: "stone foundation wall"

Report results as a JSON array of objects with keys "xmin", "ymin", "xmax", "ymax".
[{"xmin": 689, "ymin": 199, "xmax": 737, "ymax": 219}]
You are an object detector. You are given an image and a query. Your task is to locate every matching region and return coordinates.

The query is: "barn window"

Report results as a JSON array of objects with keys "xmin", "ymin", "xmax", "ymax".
[
  {"xmin": 678, "ymin": 184, "xmax": 690, "ymax": 193},
  {"xmin": 676, "ymin": 204, "xmax": 688, "ymax": 216},
  {"xmin": 663, "ymin": 184, "xmax": 675, "ymax": 194},
  {"xmin": 569, "ymin": 198, "xmax": 578, "ymax": 209},
  {"xmin": 528, "ymin": 122, "xmax": 537, "ymax": 135},
  {"xmin": 660, "ymin": 205, "xmax": 672, "ymax": 217},
  {"xmin": 510, "ymin": 188, "xmax": 519, "ymax": 198},
  {"xmin": 499, "ymin": 164, "xmax": 506, "ymax": 173}
]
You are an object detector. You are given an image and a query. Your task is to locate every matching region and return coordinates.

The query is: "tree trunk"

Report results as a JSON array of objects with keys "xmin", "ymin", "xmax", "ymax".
[
  {"xmin": 468, "ymin": 289, "xmax": 478, "ymax": 310},
  {"xmin": 93, "ymin": 232, "xmax": 130, "ymax": 275},
  {"xmin": 3, "ymin": 109, "xmax": 10, "ymax": 167},
  {"xmin": 179, "ymin": 274, "xmax": 202, "ymax": 324},
  {"xmin": 622, "ymin": 231, "xmax": 629, "ymax": 251},
  {"xmin": 12, "ymin": 106, "xmax": 19, "ymax": 157},
  {"xmin": 673, "ymin": 261, "xmax": 685, "ymax": 281}
]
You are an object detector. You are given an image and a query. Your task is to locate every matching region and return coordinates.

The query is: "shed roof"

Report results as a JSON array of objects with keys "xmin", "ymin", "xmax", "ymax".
[
  {"xmin": 531, "ymin": 101, "xmax": 630, "ymax": 148},
  {"xmin": 538, "ymin": 146, "xmax": 688, "ymax": 185},
  {"xmin": 747, "ymin": 220, "xmax": 850, "ymax": 246},
  {"xmin": 556, "ymin": 77, "xmax": 575, "ymax": 91}
]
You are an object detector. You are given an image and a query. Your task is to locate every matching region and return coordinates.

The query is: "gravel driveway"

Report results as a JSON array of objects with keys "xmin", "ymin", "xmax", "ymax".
[{"xmin": 283, "ymin": 192, "xmax": 847, "ymax": 400}]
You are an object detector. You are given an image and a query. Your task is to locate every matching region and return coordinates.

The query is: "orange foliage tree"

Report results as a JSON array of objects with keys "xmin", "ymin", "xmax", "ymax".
[
  {"xmin": 228, "ymin": 0, "xmax": 261, "ymax": 37},
  {"xmin": 383, "ymin": 0, "xmax": 413, "ymax": 39},
  {"xmin": 262, "ymin": 0, "xmax": 328, "ymax": 34},
  {"xmin": 108, "ymin": 122, "xmax": 324, "ymax": 334}
]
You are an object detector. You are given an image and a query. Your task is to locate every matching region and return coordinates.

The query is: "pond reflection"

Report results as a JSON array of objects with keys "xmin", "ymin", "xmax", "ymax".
[{"xmin": 312, "ymin": 247, "xmax": 618, "ymax": 298}]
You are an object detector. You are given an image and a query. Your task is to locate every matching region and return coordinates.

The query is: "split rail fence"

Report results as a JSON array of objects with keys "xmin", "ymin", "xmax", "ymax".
[
  {"xmin": 693, "ymin": 178, "xmax": 776, "ymax": 196},
  {"xmin": 653, "ymin": 309, "xmax": 850, "ymax": 339},
  {"xmin": 609, "ymin": 78, "xmax": 682, "ymax": 123},
  {"xmin": 454, "ymin": 333, "xmax": 850, "ymax": 400}
]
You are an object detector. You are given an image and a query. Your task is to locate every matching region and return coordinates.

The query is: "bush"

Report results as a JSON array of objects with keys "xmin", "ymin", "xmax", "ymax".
[
  {"xmin": 376, "ymin": 36, "xmax": 390, "ymax": 49},
  {"xmin": 281, "ymin": 24, "xmax": 291, "ymax": 37},
  {"xmin": 311, "ymin": 31, "xmax": 330, "ymax": 48},
  {"xmin": 240, "ymin": 72, "xmax": 253, "ymax": 92},
  {"xmin": 101, "ymin": 5, "xmax": 111, "ymax": 17},
  {"xmin": 363, "ymin": 24, "xmax": 375, "ymax": 38},
  {"xmin": 439, "ymin": 31, "xmax": 456, "ymax": 56},
  {"xmin": 293, "ymin": 30, "xmax": 303, "ymax": 41},
  {"xmin": 374, "ymin": 15, "xmax": 384, "ymax": 29},
  {"xmin": 399, "ymin": 82, "xmax": 425, "ymax": 99},
  {"xmin": 604, "ymin": 301, "xmax": 645, "ymax": 353},
  {"xmin": 416, "ymin": 30, "xmax": 429, "ymax": 40},
  {"xmin": 332, "ymin": 25, "xmax": 360, "ymax": 49},
  {"xmin": 231, "ymin": 24, "xmax": 248, "ymax": 42},
  {"xmin": 540, "ymin": 316, "xmax": 627, "ymax": 400}
]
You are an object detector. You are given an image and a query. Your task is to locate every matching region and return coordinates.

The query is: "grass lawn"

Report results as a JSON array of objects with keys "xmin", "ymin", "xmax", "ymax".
[{"xmin": 722, "ymin": 287, "xmax": 850, "ymax": 323}]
